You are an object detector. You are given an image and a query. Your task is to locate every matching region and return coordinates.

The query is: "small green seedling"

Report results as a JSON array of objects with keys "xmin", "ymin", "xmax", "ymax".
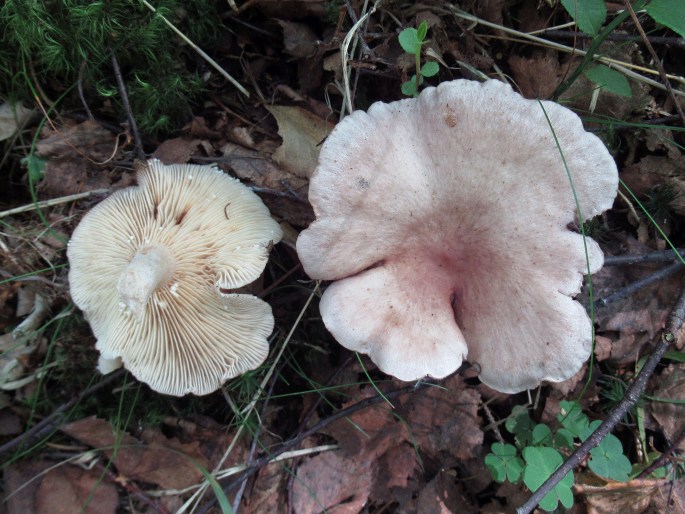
[
  {"xmin": 398, "ymin": 20, "xmax": 439, "ymax": 97},
  {"xmin": 484, "ymin": 400, "xmax": 646, "ymax": 512}
]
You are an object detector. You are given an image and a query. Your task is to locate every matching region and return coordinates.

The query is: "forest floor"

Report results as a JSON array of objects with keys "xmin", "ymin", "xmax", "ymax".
[{"xmin": 1, "ymin": 1, "xmax": 685, "ymax": 513}]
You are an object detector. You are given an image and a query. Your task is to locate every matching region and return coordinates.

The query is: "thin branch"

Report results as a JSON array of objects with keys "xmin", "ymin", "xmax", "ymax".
[
  {"xmin": 595, "ymin": 260, "xmax": 683, "ymax": 308},
  {"xmin": 517, "ymin": 283, "xmax": 685, "ymax": 513},
  {"xmin": 622, "ymin": 0, "xmax": 685, "ymax": 127},
  {"xmin": 636, "ymin": 427, "xmax": 685, "ymax": 479},
  {"xmin": 139, "ymin": 0, "xmax": 249, "ymax": 97},
  {"xmin": 108, "ymin": 44, "xmax": 145, "ymax": 160},
  {"xmin": 604, "ymin": 249, "xmax": 685, "ymax": 266},
  {"xmin": 540, "ymin": 29, "xmax": 685, "ymax": 49},
  {"xmin": 0, "ymin": 189, "xmax": 110, "ymax": 219}
]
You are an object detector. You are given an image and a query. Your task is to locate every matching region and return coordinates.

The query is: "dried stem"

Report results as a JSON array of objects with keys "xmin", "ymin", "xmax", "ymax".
[{"xmin": 622, "ymin": 0, "xmax": 685, "ymax": 126}]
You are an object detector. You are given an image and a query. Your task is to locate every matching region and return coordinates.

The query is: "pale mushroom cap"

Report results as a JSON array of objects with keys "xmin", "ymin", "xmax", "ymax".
[
  {"xmin": 68, "ymin": 160, "xmax": 283, "ymax": 396},
  {"xmin": 297, "ymin": 79, "xmax": 618, "ymax": 393}
]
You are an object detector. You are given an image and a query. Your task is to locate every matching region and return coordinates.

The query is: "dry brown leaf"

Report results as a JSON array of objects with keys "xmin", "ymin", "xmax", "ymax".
[
  {"xmin": 61, "ymin": 416, "xmax": 208, "ymax": 490},
  {"xmin": 277, "ymin": 20, "xmax": 319, "ymax": 59},
  {"xmin": 220, "ymin": 142, "xmax": 313, "ymax": 226},
  {"xmin": 399, "ymin": 375, "xmax": 483, "ymax": 463},
  {"xmin": 267, "ymin": 105, "xmax": 331, "ymax": 179},
  {"xmin": 3, "ymin": 460, "xmax": 118, "ymax": 514},
  {"xmin": 151, "ymin": 137, "xmax": 203, "ymax": 164},
  {"xmin": 508, "ymin": 53, "xmax": 562, "ymax": 99},
  {"xmin": 292, "ymin": 449, "xmax": 374, "ymax": 514},
  {"xmin": 35, "ymin": 466, "xmax": 119, "ymax": 514},
  {"xmin": 650, "ymin": 364, "xmax": 685, "ymax": 448},
  {"xmin": 35, "ymin": 120, "xmax": 120, "ymax": 198},
  {"xmin": 242, "ymin": 462, "xmax": 288, "ymax": 514},
  {"xmin": 578, "ymin": 479, "xmax": 661, "ymax": 514}
]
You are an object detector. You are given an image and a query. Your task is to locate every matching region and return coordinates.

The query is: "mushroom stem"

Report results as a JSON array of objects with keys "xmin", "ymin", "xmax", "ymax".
[{"xmin": 118, "ymin": 244, "xmax": 176, "ymax": 318}]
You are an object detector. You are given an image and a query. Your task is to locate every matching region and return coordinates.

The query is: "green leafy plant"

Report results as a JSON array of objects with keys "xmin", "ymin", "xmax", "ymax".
[
  {"xmin": 485, "ymin": 400, "xmax": 637, "ymax": 512},
  {"xmin": 559, "ymin": 0, "xmax": 684, "ymax": 98},
  {"xmin": 0, "ymin": 0, "xmax": 218, "ymax": 135},
  {"xmin": 398, "ymin": 20, "xmax": 439, "ymax": 97}
]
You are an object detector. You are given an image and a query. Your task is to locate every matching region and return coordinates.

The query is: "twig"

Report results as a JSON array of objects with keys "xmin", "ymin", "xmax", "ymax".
[
  {"xmin": 540, "ymin": 29, "xmax": 685, "ymax": 49},
  {"xmin": 447, "ymin": 7, "xmax": 685, "ymax": 94},
  {"xmin": 139, "ymin": 0, "xmax": 249, "ymax": 97},
  {"xmin": 108, "ymin": 44, "xmax": 145, "ymax": 160},
  {"xmin": 0, "ymin": 370, "xmax": 125, "ymax": 462},
  {"xmin": 517, "ymin": 283, "xmax": 685, "ymax": 513},
  {"xmin": 636, "ymin": 427, "xmax": 685, "ymax": 479},
  {"xmin": 604, "ymin": 249, "xmax": 685, "ymax": 266},
  {"xmin": 0, "ymin": 189, "xmax": 110, "ymax": 219},
  {"xmin": 77, "ymin": 61, "xmax": 94, "ymax": 121},
  {"xmin": 595, "ymin": 261, "xmax": 683, "ymax": 308},
  {"xmin": 622, "ymin": 0, "xmax": 685, "ymax": 127}
]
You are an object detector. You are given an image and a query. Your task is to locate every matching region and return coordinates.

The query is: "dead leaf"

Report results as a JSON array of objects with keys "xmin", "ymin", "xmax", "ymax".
[
  {"xmin": 220, "ymin": 142, "xmax": 313, "ymax": 226},
  {"xmin": 151, "ymin": 137, "xmax": 203, "ymax": 164},
  {"xmin": 292, "ymin": 449, "xmax": 374, "ymax": 514},
  {"xmin": 35, "ymin": 121, "xmax": 121, "ymax": 198},
  {"xmin": 35, "ymin": 466, "xmax": 119, "ymax": 514},
  {"xmin": 0, "ymin": 102, "xmax": 33, "ymax": 141},
  {"xmin": 399, "ymin": 375, "xmax": 483, "ymax": 463},
  {"xmin": 508, "ymin": 52, "xmax": 562, "ymax": 99},
  {"xmin": 577, "ymin": 479, "xmax": 661, "ymax": 514},
  {"xmin": 267, "ymin": 105, "xmax": 331, "ymax": 178},
  {"xmin": 650, "ymin": 364, "xmax": 685, "ymax": 448},
  {"xmin": 242, "ymin": 462, "xmax": 288, "ymax": 514},
  {"xmin": 61, "ymin": 416, "xmax": 208, "ymax": 490},
  {"xmin": 3, "ymin": 460, "xmax": 118, "ymax": 514},
  {"xmin": 278, "ymin": 20, "xmax": 319, "ymax": 59}
]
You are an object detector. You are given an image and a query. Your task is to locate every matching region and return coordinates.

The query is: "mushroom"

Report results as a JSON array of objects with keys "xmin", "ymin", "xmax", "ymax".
[
  {"xmin": 68, "ymin": 160, "xmax": 283, "ymax": 396},
  {"xmin": 296, "ymin": 79, "xmax": 618, "ymax": 393}
]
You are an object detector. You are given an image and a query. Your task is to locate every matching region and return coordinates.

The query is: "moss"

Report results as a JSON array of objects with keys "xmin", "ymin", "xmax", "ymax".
[{"xmin": 0, "ymin": 0, "xmax": 221, "ymax": 135}]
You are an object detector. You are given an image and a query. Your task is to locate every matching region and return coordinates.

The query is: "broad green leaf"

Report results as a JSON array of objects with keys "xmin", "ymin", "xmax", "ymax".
[
  {"xmin": 420, "ymin": 61, "xmax": 439, "ymax": 77},
  {"xmin": 584, "ymin": 64, "xmax": 632, "ymax": 97},
  {"xmin": 531, "ymin": 424, "xmax": 553, "ymax": 446},
  {"xmin": 646, "ymin": 0, "xmax": 685, "ymax": 39},
  {"xmin": 557, "ymin": 400, "xmax": 589, "ymax": 438},
  {"xmin": 417, "ymin": 20, "xmax": 429, "ymax": 41},
  {"xmin": 560, "ymin": 0, "xmax": 607, "ymax": 36},
  {"xmin": 555, "ymin": 428, "xmax": 576, "ymax": 450},
  {"xmin": 22, "ymin": 154, "xmax": 46, "ymax": 183},
  {"xmin": 401, "ymin": 78, "xmax": 418, "ymax": 97},
  {"xmin": 588, "ymin": 434, "xmax": 632, "ymax": 481},
  {"xmin": 398, "ymin": 28, "xmax": 421, "ymax": 54},
  {"xmin": 506, "ymin": 405, "xmax": 535, "ymax": 447},
  {"xmin": 522, "ymin": 446, "xmax": 574, "ymax": 512},
  {"xmin": 485, "ymin": 443, "xmax": 524, "ymax": 483},
  {"xmin": 663, "ymin": 350, "xmax": 685, "ymax": 363}
]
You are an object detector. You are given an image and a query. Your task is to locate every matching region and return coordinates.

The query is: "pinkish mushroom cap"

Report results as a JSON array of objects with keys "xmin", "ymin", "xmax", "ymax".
[
  {"xmin": 296, "ymin": 79, "xmax": 618, "ymax": 393},
  {"xmin": 68, "ymin": 160, "xmax": 283, "ymax": 396}
]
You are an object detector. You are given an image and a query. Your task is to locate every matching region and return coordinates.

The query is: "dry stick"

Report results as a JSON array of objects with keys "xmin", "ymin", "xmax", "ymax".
[
  {"xmin": 595, "ymin": 260, "xmax": 683, "ymax": 308},
  {"xmin": 0, "ymin": 370, "xmax": 125, "ymax": 462},
  {"xmin": 623, "ymin": 0, "xmax": 685, "ymax": 127},
  {"xmin": 604, "ymin": 249, "xmax": 685, "ymax": 266},
  {"xmin": 637, "ymin": 427, "xmax": 685, "ymax": 479},
  {"xmin": 0, "ymin": 189, "xmax": 110, "ymax": 219},
  {"xmin": 517, "ymin": 284, "xmax": 685, "ymax": 514},
  {"xmin": 108, "ymin": 44, "xmax": 145, "ymax": 161},
  {"xmin": 541, "ymin": 29, "xmax": 685, "ymax": 49}
]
